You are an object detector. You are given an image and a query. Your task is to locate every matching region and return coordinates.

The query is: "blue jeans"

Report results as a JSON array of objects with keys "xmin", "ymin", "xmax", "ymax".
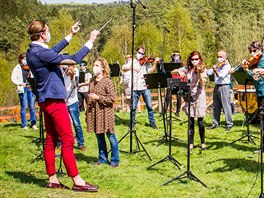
[
  {"xmin": 18, "ymin": 87, "xmax": 36, "ymax": 128},
  {"xmin": 96, "ymin": 132, "xmax": 119, "ymax": 165},
  {"xmin": 67, "ymin": 102, "xmax": 85, "ymax": 147},
  {"xmin": 132, "ymin": 89, "xmax": 155, "ymax": 126}
]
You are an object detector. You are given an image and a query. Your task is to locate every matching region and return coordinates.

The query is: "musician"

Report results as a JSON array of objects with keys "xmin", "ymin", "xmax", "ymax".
[
  {"xmin": 11, "ymin": 53, "xmax": 37, "ymax": 130},
  {"xmin": 207, "ymin": 50, "xmax": 233, "ymax": 131},
  {"xmin": 86, "ymin": 57, "xmax": 119, "ymax": 168},
  {"xmin": 122, "ymin": 47, "xmax": 157, "ymax": 129},
  {"xmin": 26, "ymin": 19, "xmax": 99, "ymax": 191},
  {"xmin": 170, "ymin": 50, "xmax": 184, "ymax": 117},
  {"xmin": 171, "ymin": 50, "xmax": 181, "ymax": 63},
  {"xmin": 172, "ymin": 51, "xmax": 207, "ymax": 150},
  {"xmin": 232, "ymin": 41, "xmax": 264, "ymax": 107},
  {"xmin": 60, "ymin": 63, "xmax": 86, "ymax": 151},
  {"xmin": 121, "ymin": 54, "xmax": 141, "ymax": 113},
  {"xmin": 78, "ymin": 60, "xmax": 92, "ymax": 112}
]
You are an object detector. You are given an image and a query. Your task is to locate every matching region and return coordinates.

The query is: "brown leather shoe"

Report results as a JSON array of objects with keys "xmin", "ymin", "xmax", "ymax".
[
  {"xmin": 46, "ymin": 182, "xmax": 70, "ymax": 189},
  {"xmin": 79, "ymin": 145, "xmax": 86, "ymax": 151},
  {"xmin": 72, "ymin": 182, "xmax": 99, "ymax": 192}
]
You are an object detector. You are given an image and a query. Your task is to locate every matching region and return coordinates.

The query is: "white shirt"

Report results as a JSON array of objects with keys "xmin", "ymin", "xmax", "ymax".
[
  {"xmin": 207, "ymin": 61, "xmax": 231, "ymax": 85},
  {"xmin": 62, "ymin": 67, "xmax": 79, "ymax": 106},
  {"xmin": 126, "ymin": 59, "xmax": 152, "ymax": 91}
]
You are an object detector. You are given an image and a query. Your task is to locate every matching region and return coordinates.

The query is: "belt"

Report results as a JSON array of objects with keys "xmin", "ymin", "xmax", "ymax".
[{"xmin": 216, "ymin": 84, "xmax": 229, "ymax": 87}]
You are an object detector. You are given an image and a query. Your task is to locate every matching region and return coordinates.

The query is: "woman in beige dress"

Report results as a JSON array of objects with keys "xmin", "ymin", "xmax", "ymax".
[{"xmin": 172, "ymin": 51, "xmax": 207, "ymax": 150}]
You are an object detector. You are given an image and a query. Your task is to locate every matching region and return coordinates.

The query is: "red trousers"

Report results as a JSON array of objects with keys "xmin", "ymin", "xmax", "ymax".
[{"xmin": 39, "ymin": 99, "xmax": 79, "ymax": 177}]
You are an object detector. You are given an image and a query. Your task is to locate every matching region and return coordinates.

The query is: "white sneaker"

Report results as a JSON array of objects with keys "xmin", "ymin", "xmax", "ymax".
[
  {"xmin": 32, "ymin": 125, "xmax": 38, "ymax": 130},
  {"xmin": 22, "ymin": 126, "xmax": 28, "ymax": 130}
]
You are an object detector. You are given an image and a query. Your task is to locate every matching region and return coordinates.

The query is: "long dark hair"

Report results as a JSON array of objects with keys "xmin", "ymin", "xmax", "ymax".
[{"xmin": 186, "ymin": 51, "xmax": 204, "ymax": 69}]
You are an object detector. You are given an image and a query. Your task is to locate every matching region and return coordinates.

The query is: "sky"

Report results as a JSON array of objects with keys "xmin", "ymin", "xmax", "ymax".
[{"xmin": 39, "ymin": 0, "xmax": 118, "ymax": 4}]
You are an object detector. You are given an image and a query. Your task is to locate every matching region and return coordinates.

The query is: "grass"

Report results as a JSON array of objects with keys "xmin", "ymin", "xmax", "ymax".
[{"xmin": 0, "ymin": 110, "xmax": 262, "ymax": 197}]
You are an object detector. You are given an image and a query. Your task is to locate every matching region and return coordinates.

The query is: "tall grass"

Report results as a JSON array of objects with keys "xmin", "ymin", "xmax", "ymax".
[{"xmin": 0, "ymin": 111, "xmax": 262, "ymax": 197}]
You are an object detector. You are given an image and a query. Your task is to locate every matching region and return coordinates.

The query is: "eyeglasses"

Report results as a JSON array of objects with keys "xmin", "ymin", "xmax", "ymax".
[
  {"xmin": 191, "ymin": 58, "xmax": 199, "ymax": 61},
  {"xmin": 137, "ymin": 52, "xmax": 145, "ymax": 55},
  {"xmin": 250, "ymin": 49, "xmax": 258, "ymax": 53}
]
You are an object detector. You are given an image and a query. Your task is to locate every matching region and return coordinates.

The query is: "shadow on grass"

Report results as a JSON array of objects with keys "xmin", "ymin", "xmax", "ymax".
[
  {"xmin": 75, "ymin": 153, "xmax": 98, "ymax": 163},
  {"xmin": 207, "ymin": 157, "xmax": 259, "ymax": 173},
  {"xmin": 3, "ymin": 123, "xmax": 21, "ymax": 128},
  {"xmin": 5, "ymin": 171, "xmax": 46, "ymax": 187},
  {"xmin": 202, "ymin": 140, "xmax": 256, "ymax": 152}
]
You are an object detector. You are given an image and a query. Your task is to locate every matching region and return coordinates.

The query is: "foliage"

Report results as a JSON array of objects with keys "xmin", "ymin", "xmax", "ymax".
[
  {"xmin": 1, "ymin": 0, "xmax": 264, "ymax": 106},
  {"xmin": 0, "ymin": 112, "xmax": 263, "ymax": 197}
]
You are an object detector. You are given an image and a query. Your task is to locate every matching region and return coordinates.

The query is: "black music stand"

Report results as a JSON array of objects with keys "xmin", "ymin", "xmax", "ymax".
[
  {"xmin": 231, "ymin": 71, "xmax": 257, "ymax": 145},
  {"xmin": 79, "ymin": 72, "xmax": 85, "ymax": 83},
  {"xmin": 28, "ymin": 78, "xmax": 45, "ymax": 163},
  {"xmin": 147, "ymin": 79, "xmax": 183, "ymax": 171},
  {"xmin": 109, "ymin": 63, "xmax": 123, "ymax": 121},
  {"xmin": 109, "ymin": 63, "xmax": 121, "ymax": 77},
  {"xmin": 162, "ymin": 82, "xmax": 207, "ymax": 188},
  {"xmin": 144, "ymin": 73, "xmax": 168, "ymax": 141},
  {"xmin": 161, "ymin": 63, "xmax": 182, "ymax": 78}
]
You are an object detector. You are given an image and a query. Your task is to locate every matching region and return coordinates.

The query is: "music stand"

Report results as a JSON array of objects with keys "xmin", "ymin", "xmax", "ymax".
[
  {"xmin": 208, "ymin": 74, "xmax": 214, "ymax": 82},
  {"xmin": 162, "ymin": 82, "xmax": 207, "ymax": 188},
  {"xmin": 109, "ymin": 63, "xmax": 121, "ymax": 77},
  {"xmin": 164, "ymin": 63, "xmax": 182, "ymax": 77},
  {"xmin": 147, "ymin": 79, "xmax": 183, "ymax": 171},
  {"xmin": 144, "ymin": 73, "xmax": 168, "ymax": 140},
  {"xmin": 79, "ymin": 72, "xmax": 85, "ymax": 83},
  {"xmin": 28, "ymin": 78, "xmax": 45, "ymax": 163},
  {"xmin": 231, "ymin": 70, "xmax": 257, "ymax": 144},
  {"xmin": 108, "ymin": 63, "xmax": 123, "ymax": 121}
]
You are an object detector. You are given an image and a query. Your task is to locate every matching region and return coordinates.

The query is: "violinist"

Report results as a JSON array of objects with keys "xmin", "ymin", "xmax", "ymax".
[
  {"xmin": 78, "ymin": 61, "xmax": 92, "ymax": 112},
  {"xmin": 122, "ymin": 47, "xmax": 157, "ymax": 129},
  {"xmin": 207, "ymin": 50, "xmax": 233, "ymax": 131},
  {"xmin": 11, "ymin": 53, "xmax": 37, "ymax": 130},
  {"xmin": 232, "ymin": 41, "xmax": 264, "ymax": 107},
  {"xmin": 173, "ymin": 51, "xmax": 207, "ymax": 150},
  {"xmin": 60, "ymin": 60, "xmax": 86, "ymax": 152},
  {"xmin": 170, "ymin": 50, "xmax": 186, "ymax": 117}
]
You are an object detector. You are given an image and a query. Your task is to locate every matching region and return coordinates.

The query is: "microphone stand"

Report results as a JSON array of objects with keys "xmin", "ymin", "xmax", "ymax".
[{"xmin": 117, "ymin": 0, "xmax": 151, "ymax": 160}]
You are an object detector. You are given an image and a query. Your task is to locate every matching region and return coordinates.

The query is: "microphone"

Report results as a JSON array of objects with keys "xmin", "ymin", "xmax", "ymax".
[{"xmin": 137, "ymin": 0, "xmax": 147, "ymax": 9}]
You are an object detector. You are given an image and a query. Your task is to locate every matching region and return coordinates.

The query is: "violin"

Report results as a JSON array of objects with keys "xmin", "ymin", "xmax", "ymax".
[
  {"xmin": 241, "ymin": 50, "xmax": 262, "ymax": 71},
  {"xmin": 22, "ymin": 65, "xmax": 30, "ymax": 71},
  {"xmin": 139, "ymin": 56, "xmax": 155, "ymax": 65}
]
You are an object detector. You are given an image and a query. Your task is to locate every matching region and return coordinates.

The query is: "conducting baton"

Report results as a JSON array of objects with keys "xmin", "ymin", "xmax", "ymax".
[{"xmin": 98, "ymin": 18, "xmax": 112, "ymax": 32}]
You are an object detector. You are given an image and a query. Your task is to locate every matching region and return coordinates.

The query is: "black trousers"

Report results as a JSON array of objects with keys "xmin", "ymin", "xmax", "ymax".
[
  {"xmin": 78, "ymin": 91, "xmax": 88, "ymax": 112},
  {"xmin": 189, "ymin": 117, "xmax": 205, "ymax": 144}
]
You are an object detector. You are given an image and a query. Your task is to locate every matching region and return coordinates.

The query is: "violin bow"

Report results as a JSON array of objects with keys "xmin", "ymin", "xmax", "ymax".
[{"xmin": 98, "ymin": 18, "xmax": 112, "ymax": 32}]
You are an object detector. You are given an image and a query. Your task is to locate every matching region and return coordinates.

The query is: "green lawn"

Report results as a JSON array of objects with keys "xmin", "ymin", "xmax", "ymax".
[{"xmin": 0, "ymin": 111, "xmax": 262, "ymax": 197}]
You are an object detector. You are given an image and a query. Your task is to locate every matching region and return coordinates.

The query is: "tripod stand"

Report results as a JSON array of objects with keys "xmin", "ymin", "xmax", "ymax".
[
  {"xmin": 231, "ymin": 73, "xmax": 257, "ymax": 144},
  {"xmin": 162, "ymin": 82, "xmax": 207, "ymax": 187},
  {"xmin": 116, "ymin": 0, "xmax": 151, "ymax": 160},
  {"xmin": 259, "ymin": 106, "xmax": 264, "ymax": 197},
  {"xmin": 148, "ymin": 81, "xmax": 182, "ymax": 170},
  {"xmin": 31, "ymin": 109, "xmax": 45, "ymax": 163}
]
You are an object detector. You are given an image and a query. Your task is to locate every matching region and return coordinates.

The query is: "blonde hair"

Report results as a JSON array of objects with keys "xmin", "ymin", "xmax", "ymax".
[
  {"xmin": 94, "ymin": 57, "xmax": 110, "ymax": 78},
  {"xmin": 27, "ymin": 19, "xmax": 46, "ymax": 41}
]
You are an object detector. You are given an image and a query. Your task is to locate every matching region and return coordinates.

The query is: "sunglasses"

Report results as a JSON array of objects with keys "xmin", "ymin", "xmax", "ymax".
[
  {"xmin": 217, "ymin": 56, "xmax": 223, "ymax": 58},
  {"xmin": 137, "ymin": 52, "xmax": 145, "ymax": 55},
  {"xmin": 250, "ymin": 49, "xmax": 258, "ymax": 53},
  {"xmin": 191, "ymin": 58, "xmax": 199, "ymax": 61}
]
